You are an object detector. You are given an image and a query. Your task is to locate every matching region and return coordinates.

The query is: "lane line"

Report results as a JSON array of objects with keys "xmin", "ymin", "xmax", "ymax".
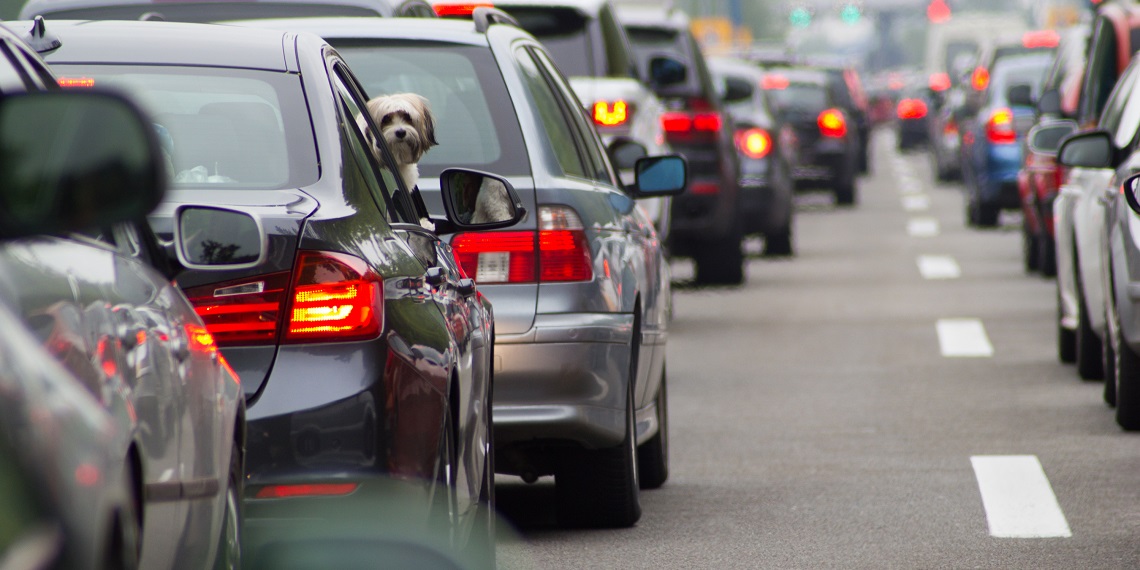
[
  {"xmin": 971, "ymin": 455, "xmax": 1072, "ymax": 538},
  {"xmin": 937, "ymin": 318, "xmax": 993, "ymax": 357},
  {"xmin": 917, "ymin": 255, "xmax": 960, "ymax": 279},
  {"xmin": 902, "ymin": 195, "xmax": 930, "ymax": 211},
  {"xmin": 907, "ymin": 217, "xmax": 940, "ymax": 237}
]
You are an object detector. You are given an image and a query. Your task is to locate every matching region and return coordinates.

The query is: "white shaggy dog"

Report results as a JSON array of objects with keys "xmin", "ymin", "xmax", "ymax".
[{"xmin": 364, "ymin": 93, "xmax": 438, "ymax": 189}]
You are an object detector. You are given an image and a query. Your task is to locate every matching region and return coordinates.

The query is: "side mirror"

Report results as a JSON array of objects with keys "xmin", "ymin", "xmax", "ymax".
[
  {"xmin": 722, "ymin": 76, "xmax": 754, "ymax": 103},
  {"xmin": 1037, "ymin": 89, "xmax": 1061, "ymax": 115},
  {"xmin": 1007, "ymin": 84, "xmax": 1034, "ymax": 107},
  {"xmin": 174, "ymin": 206, "xmax": 266, "ymax": 270},
  {"xmin": 607, "ymin": 137, "xmax": 648, "ymax": 171},
  {"xmin": 1056, "ymin": 130, "xmax": 1115, "ymax": 169},
  {"xmin": 0, "ymin": 90, "xmax": 164, "ymax": 240},
  {"xmin": 648, "ymin": 54, "xmax": 687, "ymax": 88},
  {"xmin": 1123, "ymin": 173, "xmax": 1140, "ymax": 216},
  {"xmin": 628, "ymin": 155, "xmax": 687, "ymax": 198},
  {"xmin": 439, "ymin": 168, "xmax": 525, "ymax": 231},
  {"xmin": 1026, "ymin": 120, "xmax": 1077, "ymax": 155}
]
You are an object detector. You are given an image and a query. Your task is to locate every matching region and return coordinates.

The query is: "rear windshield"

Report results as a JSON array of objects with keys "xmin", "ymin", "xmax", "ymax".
[
  {"xmin": 25, "ymin": 3, "xmax": 380, "ymax": 22},
  {"xmin": 767, "ymin": 83, "xmax": 828, "ymax": 113},
  {"xmin": 334, "ymin": 42, "xmax": 530, "ymax": 178},
  {"xmin": 53, "ymin": 64, "xmax": 319, "ymax": 189},
  {"xmin": 503, "ymin": 8, "xmax": 592, "ymax": 77},
  {"xmin": 991, "ymin": 53, "xmax": 1053, "ymax": 104}
]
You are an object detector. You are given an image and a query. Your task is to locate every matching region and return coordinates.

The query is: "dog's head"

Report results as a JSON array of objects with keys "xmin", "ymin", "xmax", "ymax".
[{"xmin": 364, "ymin": 93, "xmax": 438, "ymax": 167}]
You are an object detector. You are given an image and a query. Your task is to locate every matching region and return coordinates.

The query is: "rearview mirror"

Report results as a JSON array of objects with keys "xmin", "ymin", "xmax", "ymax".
[
  {"xmin": 629, "ymin": 155, "xmax": 687, "ymax": 198},
  {"xmin": 648, "ymin": 54, "xmax": 687, "ymax": 88},
  {"xmin": 1037, "ymin": 89, "xmax": 1061, "ymax": 115},
  {"xmin": 1006, "ymin": 84, "xmax": 1034, "ymax": 107},
  {"xmin": 174, "ymin": 206, "xmax": 266, "ymax": 270},
  {"xmin": 1056, "ymin": 130, "xmax": 1115, "ymax": 169},
  {"xmin": 1123, "ymin": 173, "xmax": 1140, "ymax": 216},
  {"xmin": 0, "ymin": 90, "xmax": 164, "ymax": 240},
  {"xmin": 723, "ymin": 76, "xmax": 753, "ymax": 103},
  {"xmin": 1026, "ymin": 120, "xmax": 1077, "ymax": 155},
  {"xmin": 439, "ymin": 168, "xmax": 525, "ymax": 231}
]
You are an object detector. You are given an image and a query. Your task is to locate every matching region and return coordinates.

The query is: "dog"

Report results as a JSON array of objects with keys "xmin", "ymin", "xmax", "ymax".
[{"xmin": 364, "ymin": 93, "xmax": 438, "ymax": 190}]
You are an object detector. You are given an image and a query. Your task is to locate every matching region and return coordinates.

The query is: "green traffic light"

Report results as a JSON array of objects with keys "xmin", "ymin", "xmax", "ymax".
[
  {"xmin": 840, "ymin": 4, "xmax": 861, "ymax": 24},
  {"xmin": 790, "ymin": 6, "xmax": 811, "ymax": 28}
]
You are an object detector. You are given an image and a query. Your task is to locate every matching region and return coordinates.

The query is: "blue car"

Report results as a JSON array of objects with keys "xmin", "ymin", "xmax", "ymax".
[{"xmin": 960, "ymin": 51, "xmax": 1054, "ymax": 227}]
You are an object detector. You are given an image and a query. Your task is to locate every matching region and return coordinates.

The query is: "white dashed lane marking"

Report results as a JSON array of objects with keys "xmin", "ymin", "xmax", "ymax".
[
  {"xmin": 917, "ymin": 255, "xmax": 960, "ymax": 279},
  {"xmin": 907, "ymin": 217, "xmax": 940, "ymax": 237},
  {"xmin": 937, "ymin": 318, "xmax": 993, "ymax": 357},
  {"xmin": 902, "ymin": 195, "xmax": 930, "ymax": 211},
  {"xmin": 971, "ymin": 455, "xmax": 1072, "ymax": 538}
]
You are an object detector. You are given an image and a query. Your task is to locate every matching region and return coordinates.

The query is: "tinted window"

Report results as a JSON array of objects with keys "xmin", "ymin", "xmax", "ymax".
[
  {"xmin": 53, "ymin": 64, "xmax": 318, "ymax": 189},
  {"xmin": 1081, "ymin": 18, "xmax": 1119, "ymax": 125},
  {"xmin": 767, "ymin": 83, "xmax": 828, "ymax": 113},
  {"xmin": 1098, "ymin": 62, "xmax": 1140, "ymax": 147},
  {"xmin": 335, "ymin": 42, "xmax": 530, "ymax": 178},
  {"xmin": 506, "ymin": 8, "xmax": 593, "ymax": 77},
  {"xmin": 530, "ymin": 47, "xmax": 613, "ymax": 185},
  {"xmin": 989, "ymin": 53, "xmax": 1053, "ymax": 104},
  {"xmin": 515, "ymin": 46, "xmax": 589, "ymax": 179}
]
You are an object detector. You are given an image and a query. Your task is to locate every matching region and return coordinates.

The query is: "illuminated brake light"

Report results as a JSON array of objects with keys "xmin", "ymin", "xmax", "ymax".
[
  {"xmin": 186, "ymin": 272, "xmax": 290, "ymax": 347},
  {"xmin": 734, "ymin": 127, "xmax": 772, "ymax": 159},
  {"xmin": 254, "ymin": 483, "xmax": 359, "ymax": 499},
  {"xmin": 761, "ymin": 74, "xmax": 789, "ymax": 90},
  {"xmin": 693, "ymin": 112, "xmax": 722, "ymax": 132},
  {"xmin": 451, "ymin": 206, "xmax": 592, "ymax": 284},
  {"xmin": 593, "ymin": 100, "xmax": 629, "ymax": 126},
  {"xmin": 818, "ymin": 108, "xmax": 847, "ymax": 138},
  {"xmin": 985, "ymin": 107, "xmax": 1016, "ymax": 144},
  {"xmin": 971, "ymin": 66, "xmax": 990, "ymax": 91},
  {"xmin": 897, "ymin": 98, "xmax": 928, "ymax": 120},
  {"xmin": 660, "ymin": 112, "xmax": 692, "ymax": 133},
  {"xmin": 432, "ymin": 2, "xmax": 493, "ymax": 16},
  {"xmin": 58, "ymin": 77, "xmax": 94, "ymax": 88},
  {"xmin": 1022, "ymin": 30, "xmax": 1059, "ymax": 49},
  {"xmin": 285, "ymin": 251, "xmax": 383, "ymax": 342},
  {"xmin": 929, "ymin": 72, "xmax": 951, "ymax": 92}
]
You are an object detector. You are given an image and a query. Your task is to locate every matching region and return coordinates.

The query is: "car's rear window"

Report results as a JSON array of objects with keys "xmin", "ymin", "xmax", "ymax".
[
  {"xmin": 334, "ymin": 42, "xmax": 530, "ymax": 178},
  {"xmin": 767, "ymin": 83, "xmax": 828, "ymax": 113},
  {"xmin": 53, "ymin": 64, "xmax": 319, "ymax": 189},
  {"xmin": 24, "ymin": 3, "xmax": 379, "ymax": 22},
  {"xmin": 990, "ymin": 53, "xmax": 1053, "ymax": 104},
  {"xmin": 503, "ymin": 8, "xmax": 592, "ymax": 77}
]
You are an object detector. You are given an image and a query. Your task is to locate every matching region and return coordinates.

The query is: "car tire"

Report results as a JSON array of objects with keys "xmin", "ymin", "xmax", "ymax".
[
  {"xmin": 1057, "ymin": 289, "xmax": 1076, "ymax": 364},
  {"xmin": 1038, "ymin": 234, "xmax": 1056, "ymax": 277},
  {"xmin": 833, "ymin": 172, "xmax": 857, "ymax": 206},
  {"xmin": 105, "ymin": 464, "xmax": 140, "ymax": 570},
  {"xmin": 212, "ymin": 441, "xmax": 243, "ymax": 570},
  {"xmin": 556, "ymin": 342, "xmax": 641, "ymax": 528},
  {"xmin": 1076, "ymin": 276, "xmax": 1104, "ymax": 380},
  {"xmin": 1023, "ymin": 224, "xmax": 1039, "ymax": 273},
  {"xmin": 694, "ymin": 233, "xmax": 744, "ymax": 285},
  {"xmin": 1104, "ymin": 312, "xmax": 1117, "ymax": 406},
  {"xmin": 1112, "ymin": 302, "xmax": 1140, "ymax": 430},
  {"xmin": 637, "ymin": 365, "xmax": 668, "ymax": 490},
  {"xmin": 763, "ymin": 228, "xmax": 793, "ymax": 257},
  {"xmin": 975, "ymin": 202, "xmax": 999, "ymax": 228}
]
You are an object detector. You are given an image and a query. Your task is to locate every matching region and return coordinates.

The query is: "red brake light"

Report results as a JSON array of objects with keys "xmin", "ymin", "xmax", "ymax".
[
  {"xmin": 943, "ymin": 118, "xmax": 958, "ymax": 135},
  {"xmin": 285, "ymin": 251, "xmax": 383, "ymax": 342},
  {"xmin": 985, "ymin": 107, "xmax": 1016, "ymax": 144},
  {"xmin": 593, "ymin": 100, "xmax": 629, "ymax": 127},
  {"xmin": 761, "ymin": 74, "xmax": 789, "ymax": 90},
  {"xmin": 927, "ymin": 0, "xmax": 951, "ymax": 23},
  {"xmin": 818, "ymin": 108, "xmax": 847, "ymax": 138},
  {"xmin": 1022, "ymin": 30, "xmax": 1059, "ymax": 49},
  {"xmin": 929, "ymin": 72, "xmax": 951, "ymax": 92},
  {"xmin": 734, "ymin": 127, "xmax": 772, "ymax": 159},
  {"xmin": 254, "ymin": 483, "xmax": 359, "ymax": 499},
  {"xmin": 186, "ymin": 272, "xmax": 291, "ymax": 347},
  {"xmin": 451, "ymin": 206, "xmax": 592, "ymax": 284},
  {"xmin": 660, "ymin": 112, "xmax": 692, "ymax": 133},
  {"xmin": 971, "ymin": 67, "xmax": 990, "ymax": 91},
  {"xmin": 432, "ymin": 2, "xmax": 493, "ymax": 16},
  {"xmin": 693, "ymin": 112, "xmax": 722, "ymax": 132},
  {"xmin": 897, "ymin": 98, "xmax": 928, "ymax": 120},
  {"xmin": 58, "ymin": 77, "xmax": 95, "ymax": 88}
]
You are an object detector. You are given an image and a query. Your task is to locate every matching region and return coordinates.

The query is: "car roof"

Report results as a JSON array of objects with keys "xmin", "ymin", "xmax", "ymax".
[
  {"xmin": 475, "ymin": 0, "xmax": 609, "ymax": 13},
  {"xmin": 231, "ymin": 15, "xmax": 489, "ymax": 46},
  {"xmin": 31, "ymin": 19, "xmax": 294, "ymax": 70},
  {"xmin": 614, "ymin": 4, "xmax": 687, "ymax": 28},
  {"xmin": 707, "ymin": 56, "xmax": 764, "ymax": 79},
  {"xmin": 765, "ymin": 67, "xmax": 828, "ymax": 85}
]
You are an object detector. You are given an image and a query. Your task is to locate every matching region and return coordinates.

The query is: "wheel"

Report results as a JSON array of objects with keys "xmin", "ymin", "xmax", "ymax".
[
  {"xmin": 1104, "ymin": 315, "xmax": 1117, "ymax": 406},
  {"xmin": 104, "ymin": 465, "xmax": 140, "ymax": 570},
  {"xmin": 694, "ymin": 233, "xmax": 744, "ymax": 285},
  {"xmin": 1023, "ymin": 224, "xmax": 1039, "ymax": 273},
  {"xmin": 637, "ymin": 365, "xmax": 668, "ymax": 490},
  {"xmin": 763, "ymin": 228, "xmax": 793, "ymax": 257},
  {"xmin": 1076, "ymin": 275, "xmax": 1104, "ymax": 380},
  {"xmin": 556, "ymin": 338, "xmax": 641, "ymax": 528},
  {"xmin": 212, "ymin": 441, "xmax": 243, "ymax": 570},
  {"xmin": 858, "ymin": 139, "xmax": 870, "ymax": 173},
  {"xmin": 1112, "ymin": 302, "xmax": 1140, "ymax": 430},
  {"xmin": 975, "ymin": 202, "xmax": 999, "ymax": 227},
  {"xmin": 1038, "ymin": 233, "xmax": 1057, "ymax": 277},
  {"xmin": 1057, "ymin": 289, "xmax": 1076, "ymax": 364},
  {"xmin": 833, "ymin": 173, "xmax": 856, "ymax": 206}
]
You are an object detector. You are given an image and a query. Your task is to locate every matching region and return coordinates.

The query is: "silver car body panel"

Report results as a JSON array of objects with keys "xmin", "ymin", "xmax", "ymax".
[{"xmin": 1071, "ymin": 167, "xmax": 1114, "ymax": 335}]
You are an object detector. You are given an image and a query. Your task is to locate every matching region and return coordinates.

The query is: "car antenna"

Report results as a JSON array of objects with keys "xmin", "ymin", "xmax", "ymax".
[{"xmin": 25, "ymin": 16, "xmax": 61, "ymax": 53}]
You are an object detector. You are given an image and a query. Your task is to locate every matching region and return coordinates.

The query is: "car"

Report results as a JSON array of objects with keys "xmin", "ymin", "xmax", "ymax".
[
  {"xmin": 19, "ymin": 0, "xmax": 436, "ymax": 19},
  {"xmin": 2, "ymin": 18, "xmax": 246, "ymax": 569},
  {"xmin": 233, "ymin": 10, "xmax": 686, "ymax": 528},
  {"xmin": 1053, "ymin": 1, "xmax": 1140, "ymax": 385},
  {"xmin": 895, "ymin": 81, "xmax": 933, "ymax": 151},
  {"xmin": 35, "ymin": 17, "xmax": 518, "ymax": 565},
  {"xmin": 805, "ymin": 59, "xmax": 871, "ymax": 174},
  {"xmin": 617, "ymin": 2, "xmax": 749, "ymax": 284},
  {"xmin": 707, "ymin": 56, "xmax": 797, "ymax": 256},
  {"xmin": 759, "ymin": 67, "xmax": 860, "ymax": 206},
  {"xmin": 958, "ymin": 49, "xmax": 1053, "ymax": 227}
]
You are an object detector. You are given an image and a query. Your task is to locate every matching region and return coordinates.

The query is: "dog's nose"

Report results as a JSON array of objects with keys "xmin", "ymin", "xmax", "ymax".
[{"xmin": 394, "ymin": 128, "xmax": 406, "ymax": 139}]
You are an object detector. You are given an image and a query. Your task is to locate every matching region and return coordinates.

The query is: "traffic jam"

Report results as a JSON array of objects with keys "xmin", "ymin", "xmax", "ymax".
[{"xmin": 0, "ymin": 0, "xmax": 1136, "ymax": 568}]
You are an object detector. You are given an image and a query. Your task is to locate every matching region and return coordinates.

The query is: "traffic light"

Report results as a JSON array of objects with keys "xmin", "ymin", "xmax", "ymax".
[
  {"xmin": 789, "ymin": 6, "xmax": 812, "ymax": 28},
  {"xmin": 840, "ymin": 4, "xmax": 861, "ymax": 24}
]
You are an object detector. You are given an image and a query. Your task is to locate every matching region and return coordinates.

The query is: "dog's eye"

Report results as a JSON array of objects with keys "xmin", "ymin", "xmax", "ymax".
[
  {"xmin": 398, "ymin": 111, "xmax": 413, "ymax": 123},
  {"xmin": 380, "ymin": 115, "xmax": 393, "ymax": 127}
]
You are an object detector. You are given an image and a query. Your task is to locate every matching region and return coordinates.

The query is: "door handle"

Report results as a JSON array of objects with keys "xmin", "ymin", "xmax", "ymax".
[
  {"xmin": 456, "ymin": 278, "xmax": 476, "ymax": 298},
  {"xmin": 425, "ymin": 267, "xmax": 448, "ymax": 286}
]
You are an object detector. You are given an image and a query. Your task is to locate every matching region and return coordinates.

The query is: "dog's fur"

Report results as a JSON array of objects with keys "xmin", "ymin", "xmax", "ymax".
[{"xmin": 364, "ymin": 93, "xmax": 438, "ymax": 189}]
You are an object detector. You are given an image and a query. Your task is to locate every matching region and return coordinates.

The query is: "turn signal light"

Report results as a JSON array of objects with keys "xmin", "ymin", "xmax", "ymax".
[
  {"xmin": 817, "ymin": 108, "xmax": 847, "ymax": 138},
  {"xmin": 593, "ymin": 100, "xmax": 629, "ymax": 126},
  {"xmin": 734, "ymin": 127, "xmax": 772, "ymax": 159},
  {"xmin": 985, "ymin": 107, "xmax": 1016, "ymax": 144},
  {"xmin": 432, "ymin": 2, "xmax": 493, "ymax": 16},
  {"xmin": 897, "ymin": 98, "xmax": 928, "ymax": 120},
  {"xmin": 971, "ymin": 66, "xmax": 990, "ymax": 91}
]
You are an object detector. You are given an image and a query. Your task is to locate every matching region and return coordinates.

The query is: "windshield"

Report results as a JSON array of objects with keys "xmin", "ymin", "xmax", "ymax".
[
  {"xmin": 991, "ymin": 53, "xmax": 1054, "ymax": 104},
  {"xmin": 334, "ymin": 42, "xmax": 530, "ymax": 178},
  {"xmin": 53, "ymin": 64, "xmax": 318, "ymax": 189},
  {"xmin": 504, "ymin": 8, "xmax": 592, "ymax": 77},
  {"xmin": 767, "ymin": 83, "xmax": 828, "ymax": 113}
]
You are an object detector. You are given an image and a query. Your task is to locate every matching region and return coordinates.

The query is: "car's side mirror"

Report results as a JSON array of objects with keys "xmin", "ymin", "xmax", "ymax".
[
  {"xmin": 607, "ymin": 137, "xmax": 649, "ymax": 171},
  {"xmin": 1037, "ymin": 89, "xmax": 1062, "ymax": 115},
  {"xmin": 648, "ymin": 54, "xmax": 687, "ymax": 88},
  {"xmin": 174, "ymin": 206, "xmax": 267, "ymax": 270},
  {"xmin": 1122, "ymin": 173, "xmax": 1140, "ymax": 216},
  {"xmin": 1026, "ymin": 120, "xmax": 1077, "ymax": 155},
  {"xmin": 1057, "ymin": 130, "xmax": 1115, "ymax": 169},
  {"xmin": 1007, "ymin": 84, "xmax": 1034, "ymax": 107},
  {"xmin": 722, "ymin": 75, "xmax": 754, "ymax": 103},
  {"xmin": 627, "ymin": 155, "xmax": 688, "ymax": 198},
  {"xmin": 438, "ymin": 168, "xmax": 525, "ymax": 232},
  {"xmin": 0, "ymin": 90, "xmax": 164, "ymax": 240}
]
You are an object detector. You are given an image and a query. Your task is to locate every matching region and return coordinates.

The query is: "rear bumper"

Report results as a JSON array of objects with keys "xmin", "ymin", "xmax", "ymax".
[{"xmin": 793, "ymin": 139, "xmax": 852, "ymax": 183}]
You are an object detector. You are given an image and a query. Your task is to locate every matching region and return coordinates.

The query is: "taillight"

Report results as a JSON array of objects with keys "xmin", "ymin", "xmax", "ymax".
[
  {"xmin": 285, "ymin": 251, "xmax": 383, "ymax": 343},
  {"xmin": 593, "ymin": 100, "xmax": 629, "ymax": 127},
  {"xmin": 897, "ymin": 98, "xmax": 928, "ymax": 120},
  {"xmin": 761, "ymin": 74, "xmax": 789, "ymax": 90},
  {"xmin": 734, "ymin": 127, "xmax": 772, "ymax": 159},
  {"xmin": 985, "ymin": 107, "xmax": 1016, "ymax": 144},
  {"xmin": 928, "ymin": 72, "xmax": 951, "ymax": 92},
  {"xmin": 660, "ymin": 112, "xmax": 692, "ymax": 133},
  {"xmin": 692, "ymin": 112, "xmax": 722, "ymax": 132},
  {"xmin": 254, "ymin": 483, "xmax": 359, "ymax": 499},
  {"xmin": 186, "ymin": 272, "xmax": 291, "ymax": 347},
  {"xmin": 943, "ymin": 119, "xmax": 958, "ymax": 136},
  {"xmin": 818, "ymin": 108, "xmax": 847, "ymax": 138},
  {"xmin": 971, "ymin": 66, "xmax": 990, "ymax": 91},
  {"xmin": 1022, "ymin": 30, "xmax": 1059, "ymax": 49},
  {"xmin": 432, "ymin": 2, "xmax": 493, "ymax": 16},
  {"xmin": 451, "ymin": 206, "xmax": 592, "ymax": 284}
]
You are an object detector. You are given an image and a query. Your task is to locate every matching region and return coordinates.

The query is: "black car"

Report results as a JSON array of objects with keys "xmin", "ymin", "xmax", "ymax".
[{"xmin": 38, "ymin": 18, "xmax": 521, "ymax": 566}]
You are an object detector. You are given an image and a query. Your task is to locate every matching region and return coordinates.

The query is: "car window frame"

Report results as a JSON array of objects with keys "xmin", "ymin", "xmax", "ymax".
[{"xmin": 512, "ymin": 42, "xmax": 592, "ymax": 181}]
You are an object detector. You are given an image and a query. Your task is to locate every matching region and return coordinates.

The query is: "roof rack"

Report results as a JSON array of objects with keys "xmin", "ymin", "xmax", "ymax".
[{"xmin": 472, "ymin": 6, "xmax": 519, "ymax": 33}]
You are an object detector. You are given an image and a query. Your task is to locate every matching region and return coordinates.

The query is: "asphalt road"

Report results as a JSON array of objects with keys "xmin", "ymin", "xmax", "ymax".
[{"xmin": 494, "ymin": 130, "xmax": 1140, "ymax": 569}]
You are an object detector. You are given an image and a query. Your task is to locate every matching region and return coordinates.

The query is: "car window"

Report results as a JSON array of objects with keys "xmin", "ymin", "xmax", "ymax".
[
  {"xmin": 597, "ymin": 4, "xmax": 638, "ymax": 79},
  {"xmin": 0, "ymin": 41, "xmax": 35, "ymax": 92},
  {"xmin": 514, "ymin": 45, "xmax": 590, "ymax": 180},
  {"xmin": 1099, "ymin": 62, "xmax": 1140, "ymax": 147},
  {"xmin": 528, "ymin": 47, "xmax": 614, "ymax": 185},
  {"xmin": 506, "ymin": 7, "xmax": 594, "ymax": 77},
  {"xmin": 52, "ymin": 64, "xmax": 319, "ymax": 189},
  {"xmin": 1080, "ymin": 17, "xmax": 1120, "ymax": 125},
  {"xmin": 768, "ymin": 82, "xmax": 828, "ymax": 113},
  {"xmin": 333, "ymin": 41, "xmax": 530, "ymax": 178},
  {"xmin": 988, "ymin": 53, "xmax": 1053, "ymax": 105}
]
